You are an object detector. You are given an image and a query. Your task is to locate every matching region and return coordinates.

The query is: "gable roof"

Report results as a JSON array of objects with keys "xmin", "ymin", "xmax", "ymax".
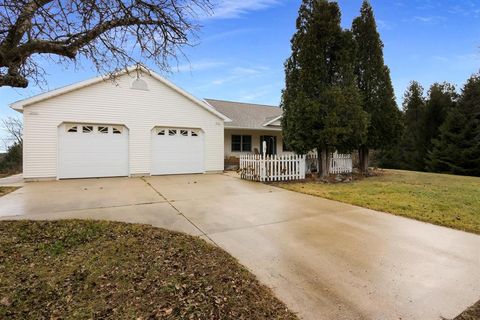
[
  {"xmin": 10, "ymin": 66, "xmax": 231, "ymax": 122},
  {"xmin": 205, "ymin": 99, "xmax": 282, "ymax": 130}
]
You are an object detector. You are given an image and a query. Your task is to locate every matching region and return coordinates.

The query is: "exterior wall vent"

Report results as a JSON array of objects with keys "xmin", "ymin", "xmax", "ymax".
[{"xmin": 131, "ymin": 78, "xmax": 149, "ymax": 91}]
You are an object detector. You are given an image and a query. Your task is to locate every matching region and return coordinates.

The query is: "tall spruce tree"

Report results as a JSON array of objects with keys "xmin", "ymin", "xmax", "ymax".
[
  {"xmin": 401, "ymin": 81, "xmax": 427, "ymax": 171},
  {"xmin": 281, "ymin": 0, "xmax": 368, "ymax": 178},
  {"xmin": 352, "ymin": 0, "xmax": 402, "ymax": 174},
  {"xmin": 427, "ymin": 74, "xmax": 480, "ymax": 176},
  {"xmin": 422, "ymin": 82, "xmax": 457, "ymax": 165}
]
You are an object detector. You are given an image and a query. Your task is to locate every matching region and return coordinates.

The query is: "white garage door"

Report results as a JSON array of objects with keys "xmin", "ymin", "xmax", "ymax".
[
  {"xmin": 151, "ymin": 127, "xmax": 205, "ymax": 175},
  {"xmin": 58, "ymin": 123, "xmax": 129, "ymax": 179}
]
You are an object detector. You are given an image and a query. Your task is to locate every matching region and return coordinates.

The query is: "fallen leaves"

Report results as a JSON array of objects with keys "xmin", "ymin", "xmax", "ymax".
[{"xmin": 0, "ymin": 220, "xmax": 297, "ymax": 320}]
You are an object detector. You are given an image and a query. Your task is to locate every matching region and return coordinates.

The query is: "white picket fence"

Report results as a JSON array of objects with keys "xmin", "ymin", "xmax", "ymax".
[
  {"xmin": 306, "ymin": 152, "xmax": 353, "ymax": 174},
  {"xmin": 240, "ymin": 152, "xmax": 352, "ymax": 182},
  {"xmin": 330, "ymin": 153, "xmax": 353, "ymax": 174},
  {"xmin": 240, "ymin": 154, "xmax": 306, "ymax": 182}
]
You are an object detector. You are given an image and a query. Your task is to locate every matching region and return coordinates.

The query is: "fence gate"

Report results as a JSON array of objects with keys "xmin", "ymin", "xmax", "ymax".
[{"xmin": 240, "ymin": 154, "xmax": 306, "ymax": 182}]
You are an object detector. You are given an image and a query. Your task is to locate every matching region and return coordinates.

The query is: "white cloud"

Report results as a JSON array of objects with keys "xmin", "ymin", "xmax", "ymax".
[
  {"xmin": 210, "ymin": 66, "xmax": 268, "ymax": 85},
  {"xmin": 206, "ymin": 0, "xmax": 282, "ymax": 19},
  {"xmin": 175, "ymin": 60, "xmax": 226, "ymax": 72}
]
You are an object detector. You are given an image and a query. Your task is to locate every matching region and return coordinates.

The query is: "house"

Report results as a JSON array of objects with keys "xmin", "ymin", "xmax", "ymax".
[
  {"xmin": 204, "ymin": 99, "xmax": 291, "ymax": 169},
  {"xmin": 11, "ymin": 66, "xmax": 290, "ymax": 180}
]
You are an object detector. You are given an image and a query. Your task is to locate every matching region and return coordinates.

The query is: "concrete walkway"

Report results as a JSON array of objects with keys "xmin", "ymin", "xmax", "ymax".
[
  {"xmin": 0, "ymin": 174, "xmax": 24, "ymax": 187},
  {"xmin": 0, "ymin": 174, "xmax": 479, "ymax": 320}
]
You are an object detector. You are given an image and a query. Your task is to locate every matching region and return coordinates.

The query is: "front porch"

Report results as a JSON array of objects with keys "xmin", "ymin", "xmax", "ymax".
[{"xmin": 224, "ymin": 128, "xmax": 293, "ymax": 170}]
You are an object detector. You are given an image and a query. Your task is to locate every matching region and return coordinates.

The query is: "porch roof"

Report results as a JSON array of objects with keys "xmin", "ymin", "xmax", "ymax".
[{"xmin": 205, "ymin": 99, "xmax": 282, "ymax": 130}]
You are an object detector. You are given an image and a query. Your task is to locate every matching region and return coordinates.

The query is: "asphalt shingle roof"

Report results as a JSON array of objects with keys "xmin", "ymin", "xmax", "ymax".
[{"xmin": 205, "ymin": 99, "xmax": 282, "ymax": 129}]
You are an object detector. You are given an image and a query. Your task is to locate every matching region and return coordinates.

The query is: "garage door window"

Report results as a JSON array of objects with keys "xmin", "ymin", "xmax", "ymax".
[
  {"xmin": 180, "ymin": 129, "xmax": 188, "ymax": 136},
  {"xmin": 67, "ymin": 125, "xmax": 78, "ymax": 133},
  {"xmin": 191, "ymin": 130, "xmax": 199, "ymax": 137},
  {"xmin": 112, "ymin": 127, "xmax": 122, "ymax": 134},
  {"xmin": 168, "ymin": 129, "xmax": 177, "ymax": 136},
  {"xmin": 98, "ymin": 126, "xmax": 109, "ymax": 134},
  {"xmin": 157, "ymin": 129, "xmax": 165, "ymax": 136},
  {"xmin": 83, "ymin": 126, "xmax": 93, "ymax": 133}
]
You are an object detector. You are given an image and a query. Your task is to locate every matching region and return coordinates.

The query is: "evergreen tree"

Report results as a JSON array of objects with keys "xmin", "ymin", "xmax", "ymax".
[
  {"xmin": 427, "ymin": 74, "xmax": 480, "ymax": 176},
  {"xmin": 422, "ymin": 82, "xmax": 457, "ymax": 166},
  {"xmin": 352, "ymin": 0, "xmax": 402, "ymax": 174},
  {"xmin": 401, "ymin": 81, "xmax": 427, "ymax": 171},
  {"xmin": 281, "ymin": 0, "xmax": 368, "ymax": 177}
]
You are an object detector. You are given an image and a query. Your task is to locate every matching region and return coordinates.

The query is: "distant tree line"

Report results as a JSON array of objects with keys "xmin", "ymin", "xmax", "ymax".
[{"xmin": 376, "ymin": 74, "xmax": 480, "ymax": 177}]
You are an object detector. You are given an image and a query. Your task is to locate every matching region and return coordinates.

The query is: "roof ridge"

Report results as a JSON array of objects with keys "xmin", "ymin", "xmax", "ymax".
[{"xmin": 205, "ymin": 98, "xmax": 279, "ymax": 109}]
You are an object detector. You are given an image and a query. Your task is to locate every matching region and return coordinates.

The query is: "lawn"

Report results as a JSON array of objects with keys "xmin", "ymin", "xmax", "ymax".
[
  {"xmin": 276, "ymin": 169, "xmax": 480, "ymax": 234},
  {"xmin": 0, "ymin": 186, "xmax": 18, "ymax": 197},
  {"xmin": 0, "ymin": 220, "xmax": 297, "ymax": 319}
]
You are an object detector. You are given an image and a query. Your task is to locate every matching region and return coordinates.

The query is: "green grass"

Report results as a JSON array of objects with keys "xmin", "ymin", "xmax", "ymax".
[
  {"xmin": 0, "ymin": 220, "xmax": 297, "ymax": 319},
  {"xmin": 276, "ymin": 169, "xmax": 480, "ymax": 234}
]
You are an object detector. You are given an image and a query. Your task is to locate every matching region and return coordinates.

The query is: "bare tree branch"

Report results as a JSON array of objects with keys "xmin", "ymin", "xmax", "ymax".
[
  {"xmin": 0, "ymin": 0, "xmax": 213, "ymax": 88},
  {"xmin": 1, "ymin": 116, "xmax": 23, "ymax": 150}
]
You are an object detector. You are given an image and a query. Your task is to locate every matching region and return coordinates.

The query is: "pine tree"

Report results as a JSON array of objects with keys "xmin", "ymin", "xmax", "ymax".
[
  {"xmin": 401, "ymin": 81, "xmax": 427, "ymax": 171},
  {"xmin": 352, "ymin": 0, "xmax": 402, "ymax": 174},
  {"xmin": 281, "ymin": 0, "xmax": 368, "ymax": 178},
  {"xmin": 422, "ymin": 82, "xmax": 457, "ymax": 166},
  {"xmin": 427, "ymin": 74, "xmax": 480, "ymax": 176}
]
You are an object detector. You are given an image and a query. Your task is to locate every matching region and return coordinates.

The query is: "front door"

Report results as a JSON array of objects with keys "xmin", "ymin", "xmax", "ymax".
[{"xmin": 260, "ymin": 136, "xmax": 277, "ymax": 155}]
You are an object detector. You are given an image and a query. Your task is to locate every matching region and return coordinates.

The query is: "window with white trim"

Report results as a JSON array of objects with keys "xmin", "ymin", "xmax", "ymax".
[
  {"xmin": 83, "ymin": 125, "xmax": 93, "ymax": 133},
  {"xmin": 157, "ymin": 129, "xmax": 166, "ymax": 136},
  {"xmin": 191, "ymin": 130, "xmax": 199, "ymax": 137},
  {"xmin": 180, "ymin": 129, "xmax": 188, "ymax": 136},
  {"xmin": 168, "ymin": 129, "xmax": 177, "ymax": 136},
  {"xmin": 231, "ymin": 135, "xmax": 251, "ymax": 152},
  {"xmin": 67, "ymin": 125, "xmax": 78, "ymax": 133}
]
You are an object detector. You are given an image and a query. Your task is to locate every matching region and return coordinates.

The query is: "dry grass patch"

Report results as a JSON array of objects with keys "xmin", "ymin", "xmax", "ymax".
[
  {"xmin": 0, "ymin": 186, "xmax": 19, "ymax": 197},
  {"xmin": 0, "ymin": 220, "xmax": 297, "ymax": 320},
  {"xmin": 276, "ymin": 169, "xmax": 480, "ymax": 234},
  {"xmin": 453, "ymin": 300, "xmax": 480, "ymax": 320}
]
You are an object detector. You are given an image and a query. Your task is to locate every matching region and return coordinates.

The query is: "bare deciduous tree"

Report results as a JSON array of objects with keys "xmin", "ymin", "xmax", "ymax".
[
  {"xmin": 0, "ymin": 0, "xmax": 213, "ymax": 88},
  {"xmin": 1, "ymin": 116, "xmax": 23, "ymax": 149}
]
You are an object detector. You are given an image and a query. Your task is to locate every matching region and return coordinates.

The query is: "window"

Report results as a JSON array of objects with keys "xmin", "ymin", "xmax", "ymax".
[
  {"xmin": 191, "ymin": 130, "xmax": 199, "ymax": 137},
  {"xmin": 98, "ymin": 126, "xmax": 109, "ymax": 134},
  {"xmin": 112, "ymin": 127, "xmax": 122, "ymax": 134},
  {"xmin": 157, "ymin": 129, "xmax": 165, "ymax": 136},
  {"xmin": 231, "ymin": 135, "xmax": 252, "ymax": 152},
  {"xmin": 168, "ymin": 129, "xmax": 177, "ymax": 136},
  {"xmin": 180, "ymin": 129, "xmax": 188, "ymax": 136},
  {"xmin": 67, "ymin": 125, "xmax": 77, "ymax": 133},
  {"xmin": 82, "ymin": 125, "xmax": 93, "ymax": 133}
]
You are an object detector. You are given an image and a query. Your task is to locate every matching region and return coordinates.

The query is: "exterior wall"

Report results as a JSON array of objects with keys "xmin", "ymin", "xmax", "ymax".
[
  {"xmin": 22, "ymin": 72, "xmax": 224, "ymax": 179},
  {"xmin": 224, "ymin": 128, "xmax": 292, "ymax": 159}
]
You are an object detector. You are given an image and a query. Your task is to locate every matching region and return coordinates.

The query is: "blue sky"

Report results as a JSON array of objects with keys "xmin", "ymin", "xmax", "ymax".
[{"xmin": 1, "ymin": 0, "xmax": 479, "ymax": 124}]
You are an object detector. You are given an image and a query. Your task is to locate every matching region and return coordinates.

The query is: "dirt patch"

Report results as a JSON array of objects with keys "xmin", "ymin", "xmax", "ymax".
[{"xmin": 0, "ymin": 220, "xmax": 297, "ymax": 319}]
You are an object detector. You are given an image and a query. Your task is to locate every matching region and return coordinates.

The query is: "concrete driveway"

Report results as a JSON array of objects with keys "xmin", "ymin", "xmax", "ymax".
[{"xmin": 0, "ymin": 174, "xmax": 479, "ymax": 320}]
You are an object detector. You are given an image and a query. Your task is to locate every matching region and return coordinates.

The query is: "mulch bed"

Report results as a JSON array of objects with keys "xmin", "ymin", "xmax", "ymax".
[{"xmin": 0, "ymin": 220, "xmax": 297, "ymax": 319}]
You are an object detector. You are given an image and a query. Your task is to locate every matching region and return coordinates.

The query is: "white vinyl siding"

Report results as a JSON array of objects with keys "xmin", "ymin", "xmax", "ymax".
[{"xmin": 22, "ymin": 71, "xmax": 224, "ymax": 179}]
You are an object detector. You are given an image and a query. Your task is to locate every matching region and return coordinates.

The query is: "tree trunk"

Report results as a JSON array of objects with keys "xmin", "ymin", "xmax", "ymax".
[
  {"xmin": 359, "ymin": 145, "xmax": 370, "ymax": 174},
  {"xmin": 318, "ymin": 146, "xmax": 329, "ymax": 178}
]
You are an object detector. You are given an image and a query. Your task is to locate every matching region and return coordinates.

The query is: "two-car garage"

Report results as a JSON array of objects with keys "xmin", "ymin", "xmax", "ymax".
[
  {"xmin": 12, "ymin": 67, "xmax": 229, "ymax": 180},
  {"xmin": 58, "ymin": 123, "xmax": 205, "ymax": 179}
]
